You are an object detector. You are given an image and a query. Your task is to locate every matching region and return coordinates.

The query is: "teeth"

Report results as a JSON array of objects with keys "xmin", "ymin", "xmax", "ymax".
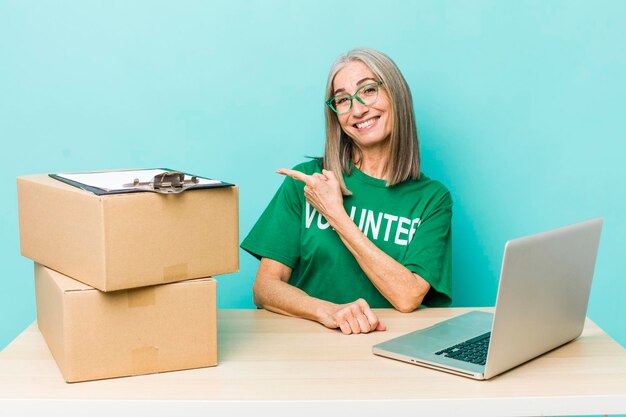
[{"xmin": 356, "ymin": 118, "xmax": 377, "ymax": 129}]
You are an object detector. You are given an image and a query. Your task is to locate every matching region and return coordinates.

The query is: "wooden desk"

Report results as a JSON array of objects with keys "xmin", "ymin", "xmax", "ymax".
[{"xmin": 1, "ymin": 308, "xmax": 625, "ymax": 416}]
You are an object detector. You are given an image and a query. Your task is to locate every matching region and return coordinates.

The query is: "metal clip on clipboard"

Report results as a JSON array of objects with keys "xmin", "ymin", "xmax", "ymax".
[{"xmin": 129, "ymin": 171, "xmax": 200, "ymax": 194}]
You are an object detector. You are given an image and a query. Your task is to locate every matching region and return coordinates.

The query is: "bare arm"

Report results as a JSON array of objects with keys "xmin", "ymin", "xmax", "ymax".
[
  {"xmin": 328, "ymin": 210, "xmax": 430, "ymax": 312},
  {"xmin": 277, "ymin": 168, "xmax": 431, "ymax": 313},
  {"xmin": 253, "ymin": 257, "xmax": 386, "ymax": 334}
]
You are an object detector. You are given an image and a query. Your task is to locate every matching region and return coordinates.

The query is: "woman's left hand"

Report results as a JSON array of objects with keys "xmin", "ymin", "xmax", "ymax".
[{"xmin": 277, "ymin": 168, "xmax": 344, "ymax": 223}]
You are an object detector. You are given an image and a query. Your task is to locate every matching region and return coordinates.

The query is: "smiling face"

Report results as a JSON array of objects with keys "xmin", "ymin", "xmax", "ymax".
[{"xmin": 332, "ymin": 60, "xmax": 393, "ymax": 152}]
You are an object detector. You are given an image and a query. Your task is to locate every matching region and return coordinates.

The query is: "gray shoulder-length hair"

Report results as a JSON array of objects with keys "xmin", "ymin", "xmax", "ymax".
[{"xmin": 323, "ymin": 48, "xmax": 420, "ymax": 195}]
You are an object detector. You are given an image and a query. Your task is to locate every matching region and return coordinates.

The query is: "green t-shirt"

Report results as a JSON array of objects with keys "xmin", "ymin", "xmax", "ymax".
[{"xmin": 241, "ymin": 159, "xmax": 453, "ymax": 308}]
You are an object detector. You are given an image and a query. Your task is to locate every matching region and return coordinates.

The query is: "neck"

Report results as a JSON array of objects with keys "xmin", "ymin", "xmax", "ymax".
[{"xmin": 355, "ymin": 147, "xmax": 389, "ymax": 180}]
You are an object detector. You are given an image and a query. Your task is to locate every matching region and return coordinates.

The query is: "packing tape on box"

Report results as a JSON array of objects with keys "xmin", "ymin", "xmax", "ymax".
[
  {"xmin": 163, "ymin": 263, "xmax": 188, "ymax": 282},
  {"xmin": 127, "ymin": 287, "xmax": 156, "ymax": 308},
  {"xmin": 132, "ymin": 346, "xmax": 159, "ymax": 374}
]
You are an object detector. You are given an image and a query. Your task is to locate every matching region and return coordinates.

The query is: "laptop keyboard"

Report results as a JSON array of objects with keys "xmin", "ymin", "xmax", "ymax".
[{"xmin": 435, "ymin": 332, "xmax": 491, "ymax": 366}]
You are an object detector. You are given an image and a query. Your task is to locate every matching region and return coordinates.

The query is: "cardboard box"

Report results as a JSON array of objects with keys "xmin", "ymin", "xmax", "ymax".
[
  {"xmin": 18, "ymin": 174, "xmax": 238, "ymax": 291},
  {"xmin": 34, "ymin": 263, "xmax": 217, "ymax": 383}
]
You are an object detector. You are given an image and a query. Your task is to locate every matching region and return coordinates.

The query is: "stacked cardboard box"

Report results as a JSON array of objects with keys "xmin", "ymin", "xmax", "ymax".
[{"xmin": 17, "ymin": 173, "xmax": 239, "ymax": 382}]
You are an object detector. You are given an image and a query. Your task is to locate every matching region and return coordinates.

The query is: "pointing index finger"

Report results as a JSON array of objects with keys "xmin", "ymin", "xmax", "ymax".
[{"xmin": 277, "ymin": 168, "xmax": 311, "ymax": 184}]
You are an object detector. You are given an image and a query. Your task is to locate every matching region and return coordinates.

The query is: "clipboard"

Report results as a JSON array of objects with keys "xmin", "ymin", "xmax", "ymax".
[{"xmin": 49, "ymin": 168, "xmax": 234, "ymax": 195}]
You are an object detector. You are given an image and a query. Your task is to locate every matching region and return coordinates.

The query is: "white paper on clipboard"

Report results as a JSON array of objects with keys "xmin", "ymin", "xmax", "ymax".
[{"xmin": 56, "ymin": 169, "xmax": 221, "ymax": 192}]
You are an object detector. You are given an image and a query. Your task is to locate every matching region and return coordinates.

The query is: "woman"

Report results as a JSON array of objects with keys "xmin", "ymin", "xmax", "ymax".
[{"xmin": 241, "ymin": 48, "xmax": 452, "ymax": 335}]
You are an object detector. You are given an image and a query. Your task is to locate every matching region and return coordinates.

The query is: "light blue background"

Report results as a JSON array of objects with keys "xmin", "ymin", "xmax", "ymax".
[{"xmin": 1, "ymin": 0, "xmax": 625, "ymax": 353}]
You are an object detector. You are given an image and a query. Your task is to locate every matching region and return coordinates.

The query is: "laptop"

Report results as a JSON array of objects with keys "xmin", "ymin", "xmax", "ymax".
[{"xmin": 373, "ymin": 218, "xmax": 603, "ymax": 380}]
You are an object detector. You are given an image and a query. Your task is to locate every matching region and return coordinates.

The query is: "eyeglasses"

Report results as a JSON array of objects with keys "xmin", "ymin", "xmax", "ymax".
[{"xmin": 326, "ymin": 81, "xmax": 384, "ymax": 115}]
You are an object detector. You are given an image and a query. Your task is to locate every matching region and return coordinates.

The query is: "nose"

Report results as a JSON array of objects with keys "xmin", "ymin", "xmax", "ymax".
[{"xmin": 351, "ymin": 98, "xmax": 369, "ymax": 118}]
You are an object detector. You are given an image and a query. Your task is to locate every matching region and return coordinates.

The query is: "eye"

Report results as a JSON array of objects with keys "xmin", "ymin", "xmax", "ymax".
[
  {"xmin": 362, "ymin": 86, "xmax": 377, "ymax": 95},
  {"xmin": 334, "ymin": 96, "xmax": 350, "ymax": 105}
]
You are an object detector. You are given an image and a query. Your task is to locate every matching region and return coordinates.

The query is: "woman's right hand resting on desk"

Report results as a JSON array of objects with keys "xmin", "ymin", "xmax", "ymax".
[
  {"xmin": 317, "ymin": 298, "xmax": 387, "ymax": 334},
  {"xmin": 253, "ymin": 257, "xmax": 386, "ymax": 335}
]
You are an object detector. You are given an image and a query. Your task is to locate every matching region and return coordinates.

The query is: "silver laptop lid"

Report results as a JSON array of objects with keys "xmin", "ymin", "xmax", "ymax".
[{"xmin": 484, "ymin": 217, "xmax": 603, "ymax": 379}]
